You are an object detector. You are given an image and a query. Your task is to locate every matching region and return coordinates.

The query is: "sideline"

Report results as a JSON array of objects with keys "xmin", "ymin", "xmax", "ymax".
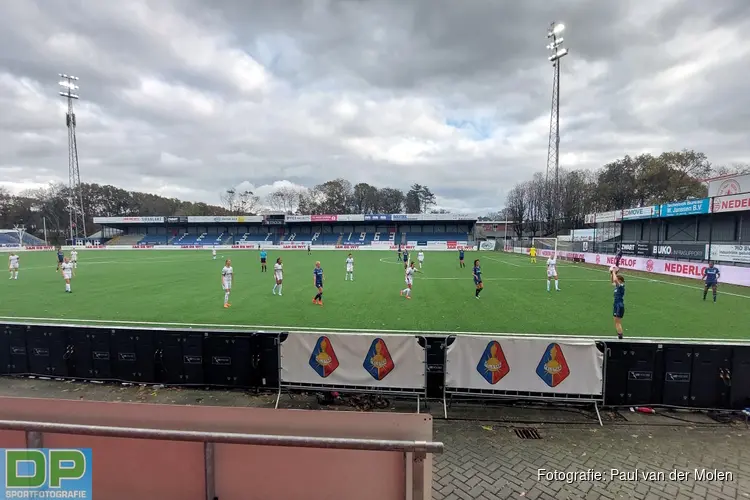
[
  {"xmin": 0, "ymin": 315, "xmax": 747, "ymax": 344},
  {"xmin": 566, "ymin": 262, "xmax": 750, "ymax": 300}
]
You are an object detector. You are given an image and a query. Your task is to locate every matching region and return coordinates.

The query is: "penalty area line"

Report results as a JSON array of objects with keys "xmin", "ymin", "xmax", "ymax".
[{"xmin": 0, "ymin": 316, "xmax": 747, "ymax": 345}]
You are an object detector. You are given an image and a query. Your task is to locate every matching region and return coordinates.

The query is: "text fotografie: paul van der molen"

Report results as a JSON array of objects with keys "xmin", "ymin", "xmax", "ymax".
[{"xmin": 538, "ymin": 468, "xmax": 733, "ymax": 483}]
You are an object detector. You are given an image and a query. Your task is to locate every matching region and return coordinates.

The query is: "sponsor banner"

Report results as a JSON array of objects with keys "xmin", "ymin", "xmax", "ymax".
[
  {"xmin": 711, "ymin": 192, "xmax": 750, "ymax": 214},
  {"xmin": 593, "ymin": 210, "xmax": 622, "ymax": 223},
  {"xmin": 584, "ymin": 213, "xmax": 596, "ymax": 224},
  {"xmin": 650, "ymin": 243, "xmax": 707, "ymax": 260},
  {"xmin": 480, "ymin": 240, "xmax": 497, "ymax": 251},
  {"xmin": 311, "ymin": 215, "xmax": 338, "ymax": 222},
  {"xmin": 619, "ymin": 242, "xmax": 651, "ymax": 256},
  {"xmin": 364, "ymin": 214, "xmax": 392, "ymax": 222},
  {"xmin": 708, "ymin": 173, "xmax": 750, "ymax": 197},
  {"xmin": 280, "ymin": 333, "xmax": 425, "ymax": 390},
  {"xmin": 391, "ymin": 214, "xmax": 408, "ymax": 221},
  {"xmin": 178, "ymin": 245, "xmax": 204, "ymax": 249},
  {"xmin": 709, "ymin": 244, "xmax": 750, "ymax": 264},
  {"xmin": 282, "ymin": 244, "xmax": 308, "ymax": 249},
  {"xmin": 285, "ymin": 215, "xmax": 311, "ymax": 222},
  {"xmin": 660, "ymin": 199, "xmax": 710, "ymax": 217},
  {"xmin": 445, "ymin": 335, "xmax": 603, "ymax": 396},
  {"xmin": 406, "ymin": 214, "xmax": 421, "ymax": 221},
  {"xmin": 370, "ymin": 241, "xmax": 392, "ymax": 247},
  {"xmin": 187, "ymin": 216, "xmax": 263, "ymax": 223},
  {"xmin": 417, "ymin": 241, "xmax": 428, "ymax": 246},
  {"xmin": 582, "ymin": 252, "xmax": 750, "ymax": 287},
  {"xmin": 336, "ymin": 214, "xmax": 365, "ymax": 222},
  {"xmin": 622, "ymin": 205, "xmax": 659, "ymax": 220},
  {"xmin": 390, "ymin": 245, "xmax": 416, "ymax": 250},
  {"xmin": 166, "ymin": 216, "xmax": 188, "ymax": 224},
  {"xmin": 93, "ymin": 216, "xmax": 165, "ymax": 224},
  {"xmin": 335, "ymin": 244, "xmax": 363, "ymax": 249}
]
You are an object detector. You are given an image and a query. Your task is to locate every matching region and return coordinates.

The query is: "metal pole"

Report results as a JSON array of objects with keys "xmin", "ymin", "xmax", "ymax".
[
  {"xmin": 0, "ymin": 420, "xmax": 444, "ymax": 454},
  {"xmin": 43, "ymin": 217, "xmax": 48, "ymax": 245}
]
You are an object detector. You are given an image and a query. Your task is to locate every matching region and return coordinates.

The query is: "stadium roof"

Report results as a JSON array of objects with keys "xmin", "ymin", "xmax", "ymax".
[{"xmin": 93, "ymin": 213, "xmax": 477, "ymax": 225}]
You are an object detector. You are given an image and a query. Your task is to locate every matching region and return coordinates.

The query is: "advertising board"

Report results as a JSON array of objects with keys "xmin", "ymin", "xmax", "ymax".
[
  {"xmin": 711, "ymin": 193, "xmax": 750, "ymax": 214},
  {"xmin": 707, "ymin": 173, "xmax": 750, "ymax": 197},
  {"xmin": 622, "ymin": 206, "xmax": 658, "ymax": 220},
  {"xmin": 659, "ymin": 199, "xmax": 710, "ymax": 217}
]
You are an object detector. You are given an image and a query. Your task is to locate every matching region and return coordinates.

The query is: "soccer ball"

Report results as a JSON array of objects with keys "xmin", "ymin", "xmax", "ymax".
[{"xmin": 609, "ymin": 265, "xmax": 618, "ymax": 272}]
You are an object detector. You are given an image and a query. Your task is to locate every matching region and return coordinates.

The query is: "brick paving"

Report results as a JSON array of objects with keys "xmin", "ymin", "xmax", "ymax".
[
  {"xmin": 0, "ymin": 378, "xmax": 747, "ymax": 499},
  {"xmin": 432, "ymin": 419, "xmax": 750, "ymax": 499}
]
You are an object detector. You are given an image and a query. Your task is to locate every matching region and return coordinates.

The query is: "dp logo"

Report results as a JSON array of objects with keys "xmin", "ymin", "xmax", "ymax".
[{"xmin": 2, "ymin": 448, "xmax": 92, "ymax": 496}]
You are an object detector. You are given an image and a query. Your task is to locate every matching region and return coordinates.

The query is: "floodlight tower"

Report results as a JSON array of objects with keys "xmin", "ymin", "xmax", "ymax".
[
  {"xmin": 545, "ymin": 22, "xmax": 568, "ymax": 235},
  {"xmin": 58, "ymin": 74, "xmax": 87, "ymax": 243}
]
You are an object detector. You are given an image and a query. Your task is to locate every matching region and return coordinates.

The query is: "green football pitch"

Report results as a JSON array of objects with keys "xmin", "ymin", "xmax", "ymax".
[{"xmin": 1, "ymin": 249, "xmax": 749, "ymax": 341}]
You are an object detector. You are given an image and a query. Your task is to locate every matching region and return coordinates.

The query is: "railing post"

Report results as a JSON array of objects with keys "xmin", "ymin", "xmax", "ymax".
[
  {"xmin": 204, "ymin": 442, "xmax": 216, "ymax": 500},
  {"xmin": 410, "ymin": 450, "xmax": 428, "ymax": 500},
  {"xmin": 26, "ymin": 430, "xmax": 43, "ymax": 448}
]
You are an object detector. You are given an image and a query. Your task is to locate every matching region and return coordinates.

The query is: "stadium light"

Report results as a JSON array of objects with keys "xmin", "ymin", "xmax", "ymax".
[
  {"xmin": 58, "ymin": 74, "xmax": 79, "ymax": 100},
  {"xmin": 545, "ymin": 21, "xmax": 569, "ymax": 238}
]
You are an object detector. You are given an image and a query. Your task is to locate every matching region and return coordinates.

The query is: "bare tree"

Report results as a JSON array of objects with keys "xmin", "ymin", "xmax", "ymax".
[{"xmin": 266, "ymin": 187, "xmax": 303, "ymax": 213}]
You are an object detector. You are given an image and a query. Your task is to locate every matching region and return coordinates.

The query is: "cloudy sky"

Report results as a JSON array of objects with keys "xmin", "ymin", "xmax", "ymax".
[{"xmin": 1, "ymin": 0, "xmax": 749, "ymax": 214}]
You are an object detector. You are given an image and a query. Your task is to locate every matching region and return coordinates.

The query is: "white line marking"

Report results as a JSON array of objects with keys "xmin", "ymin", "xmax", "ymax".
[
  {"xmin": 379, "ymin": 258, "xmax": 405, "ymax": 265},
  {"xmin": 418, "ymin": 277, "xmax": 607, "ymax": 282},
  {"xmin": 0, "ymin": 316, "xmax": 747, "ymax": 344},
  {"xmin": 484, "ymin": 256, "xmax": 522, "ymax": 267},
  {"xmin": 566, "ymin": 263, "xmax": 750, "ymax": 299}
]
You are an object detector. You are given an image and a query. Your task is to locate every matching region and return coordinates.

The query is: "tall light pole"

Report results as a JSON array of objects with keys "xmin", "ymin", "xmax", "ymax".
[
  {"xmin": 545, "ymin": 22, "xmax": 568, "ymax": 236},
  {"xmin": 58, "ymin": 73, "xmax": 87, "ymax": 243}
]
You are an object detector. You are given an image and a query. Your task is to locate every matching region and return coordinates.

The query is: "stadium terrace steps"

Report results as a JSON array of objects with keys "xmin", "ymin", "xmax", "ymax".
[{"xmin": 114, "ymin": 234, "xmax": 147, "ymax": 246}]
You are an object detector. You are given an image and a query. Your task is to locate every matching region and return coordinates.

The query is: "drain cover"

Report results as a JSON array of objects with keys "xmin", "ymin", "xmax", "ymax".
[{"xmin": 514, "ymin": 427, "xmax": 542, "ymax": 439}]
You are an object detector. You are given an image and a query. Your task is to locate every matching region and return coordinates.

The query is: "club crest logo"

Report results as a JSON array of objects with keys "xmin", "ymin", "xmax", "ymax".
[
  {"xmin": 646, "ymin": 259, "xmax": 654, "ymax": 272},
  {"xmin": 476, "ymin": 341, "xmax": 510, "ymax": 385},
  {"xmin": 536, "ymin": 343, "xmax": 570, "ymax": 388},
  {"xmin": 595, "ymin": 254, "xmax": 601, "ymax": 264},
  {"xmin": 309, "ymin": 336, "xmax": 339, "ymax": 378},
  {"xmin": 363, "ymin": 338, "xmax": 395, "ymax": 381},
  {"xmin": 718, "ymin": 179, "xmax": 741, "ymax": 196}
]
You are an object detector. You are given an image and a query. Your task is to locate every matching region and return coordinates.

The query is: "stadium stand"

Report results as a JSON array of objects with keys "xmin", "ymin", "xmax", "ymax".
[
  {"xmin": 137, "ymin": 235, "xmax": 170, "ymax": 245},
  {"xmin": 404, "ymin": 232, "xmax": 469, "ymax": 241},
  {"xmin": 236, "ymin": 233, "xmax": 275, "ymax": 244},
  {"xmin": 115, "ymin": 235, "xmax": 149, "ymax": 245},
  {"xmin": 0, "ymin": 232, "xmax": 47, "ymax": 246},
  {"xmin": 340, "ymin": 231, "xmax": 396, "ymax": 245}
]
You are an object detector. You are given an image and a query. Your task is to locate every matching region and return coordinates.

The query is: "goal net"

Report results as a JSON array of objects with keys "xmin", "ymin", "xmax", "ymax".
[{"xmin": 532, "ymin": 237, "xmax": 557, "ymax": 259}]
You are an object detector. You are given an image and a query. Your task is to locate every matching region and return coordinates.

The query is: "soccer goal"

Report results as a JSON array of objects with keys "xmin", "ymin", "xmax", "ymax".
[
  {"xmin": 0, "ymin": 226, "xmax": 26, "ymax": 247},
  {"xmin": 532, "ymin": 237, "xmax": 557, "ymax": 259}
]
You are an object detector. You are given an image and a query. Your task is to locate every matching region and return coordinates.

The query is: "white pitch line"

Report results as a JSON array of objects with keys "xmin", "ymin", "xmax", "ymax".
[
  {"xmin": 418, "ymin": 277, "xmax": 607, "ymax": 282},
  {"xmin": 566, "ymin": 263, "xmax": 750, "ymax": 300},
  {"xmin": 0, "ymin": 316, "xmax": 747, "ymax": 344},
  {"xmin": 483, "ymin": 256, "xmax": 522, "ymax": 267},
  {"xmin": 378, "ymin": 258, "xmax": 406, "ymax": 265}
]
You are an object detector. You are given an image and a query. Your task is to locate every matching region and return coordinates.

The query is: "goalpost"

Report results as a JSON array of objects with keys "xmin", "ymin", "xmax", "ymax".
[
  {"xmin": 532, "ymin": 237, "xmax": 557, "ymax": 259},
  {"xmin": 0, "ymin": 226, "xmax": 26, "ymax": 247}
]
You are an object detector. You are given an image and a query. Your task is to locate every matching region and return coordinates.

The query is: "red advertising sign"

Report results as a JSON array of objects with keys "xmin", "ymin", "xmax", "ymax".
[
  {"xmin": 712, "ymin": 193, "xmax": 750, "ymax": 213},
  {"xmin": 311, "ymin": 215, "xmax": 338, "ymax": 222}
]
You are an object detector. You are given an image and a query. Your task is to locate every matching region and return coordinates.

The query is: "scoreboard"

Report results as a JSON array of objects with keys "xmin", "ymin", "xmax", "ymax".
[{"xmin": 263, "ymin": 214, "xmax": 285, "ymax": 225}]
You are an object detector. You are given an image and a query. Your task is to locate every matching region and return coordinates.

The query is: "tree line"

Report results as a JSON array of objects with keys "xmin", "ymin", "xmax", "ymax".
[
  {"xmin": 0, "ymin": 180, "xmax": 441, "ymax": 241},
  {"xmin": 503, "ymin": 149, "xmax": 749, "ymax": 238}
]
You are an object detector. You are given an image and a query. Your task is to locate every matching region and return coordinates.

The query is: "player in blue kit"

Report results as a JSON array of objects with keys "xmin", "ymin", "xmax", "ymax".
[
  {"xmin": 473, "ymin": 259, "xmax": 483, "ymax": 299},
  {"xmin": 611, "ymin": 269, "xmax": 625, "ymax": 339},
  {"xmin": 702, "ymin": 262, "xmax": 720, "ymax": 302},
  {"xmin": 397, "ymin": 244, "xmax": 402, "ymax": 262},
  {"xmin": 459, "ymin": 248, "xmax": 465, "ymax": 268},
  {"xmin": 55, "ymin": 247, "xmax": 64, "ymax": 271},
  {"xmin": 312, "ymin": 261, "xmax": 324, "ymax": 306},
  {"xmin": 259, "ymin": 249, "xmax": 267, "ymax": 272},
  {"xmin": 403, "ymin": 249, "xmax": 409, "ymax": 268}
]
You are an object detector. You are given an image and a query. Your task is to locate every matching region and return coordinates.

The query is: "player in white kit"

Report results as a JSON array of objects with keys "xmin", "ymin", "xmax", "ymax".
[
  {"xmin": 272, "ymin": 257, "xmax": 283, "ymax": 296},
  {"xmin": 345, "ymin": 253, "xmax": 354, "ymax": 281},
  {"xmin": 60, "ymin": 257, "xmax": 75, "ymax": 293},
  {"xmin": 417, "ymin": 251, "xmax": 425, "ymax": 269},
  {"xmin": 70, "ymin": 249, "xmax": 78, "ymax": 269},
  {"xmin": 212, "ymin": 247, "xmax": 217, "ymax": 260},
  {"xmin": 221, "ymin": 259, "xmax": 233, "ymax": 308},
  {"xmin": 400, "ymin": 262, "xmax": 419, "ymax": 299},
  {"xmin": 546, "ymin": 256, "xmax": 560, "ymax": 292},
  {"xmin": 8, "ymin": 253, "xmax": 19, "ymax": 280}
]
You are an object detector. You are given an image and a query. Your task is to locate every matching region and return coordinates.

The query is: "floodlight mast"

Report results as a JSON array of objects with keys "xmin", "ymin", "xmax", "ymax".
[
  {"xmin": 58, "ymin": 74, "xmax": 86, "ymax": 244},
  {"xmin": 545, "ymin": 22, "xmax": 568, "ymax": 237}
]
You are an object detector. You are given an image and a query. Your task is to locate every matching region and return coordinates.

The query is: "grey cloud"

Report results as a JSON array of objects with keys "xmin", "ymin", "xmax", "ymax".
[{"xmin": 0, "ymin": 0, "xmax": 749, "ymax": 212}]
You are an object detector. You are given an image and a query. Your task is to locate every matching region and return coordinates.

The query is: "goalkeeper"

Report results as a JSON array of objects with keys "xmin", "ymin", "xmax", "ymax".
[{"xmin": 529, "ymin": 245, "xmax": 537, "ymax": 264}]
